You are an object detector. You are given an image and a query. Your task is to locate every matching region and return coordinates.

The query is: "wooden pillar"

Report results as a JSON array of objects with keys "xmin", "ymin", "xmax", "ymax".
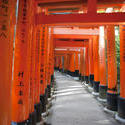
[
  {"xmin": 116, "ymin": 25, "xmax": 125, "ymax": 120},
  {"xmin": 69, "ymin": 53, "xmax": 75, "ymax": 76},
  {"xmin": 0, "ymin": 0, "xmax": 16, "ymax": 125},
  {"xmin": 87, "ymin": 0, "xmax": 97, "ymax": 14},
  {"xmin": 99, "ymin": 26, "xmax": 107, "ymax": 100},
  {"xmin": 11, "ymin": 0, "xmax": 33, "ymax": 124},
  {"xmin": 80, "ymin": 49, "xmax": 84, "ymax": 81},
  {"xmin": 85, "ymin": 47, "xmax": 89, "ymax": 84},
  {"xmin": 74, "ymin": 51, "xmax": 79, "ymax": 77},
  {"xmin": 89, "ymin": 38, "xmax": 94, "ymax": 86},
  {"xmin": 93, "ymin": 36, "xmax": 100, "ymax": 93},
  {"xmin": 29, "ymin": 1, "xmax": 37, "ymax": 124},
  {"xmin": 106, "ymin": 25, "xmax": 118, "ymax": 111}
]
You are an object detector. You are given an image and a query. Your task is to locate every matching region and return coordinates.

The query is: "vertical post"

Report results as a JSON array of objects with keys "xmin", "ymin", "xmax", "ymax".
[
  {"xmin": 116, "ymin": 25, "xmax": 125, "ymax": 121},
  {"xmin": 89, "ymin": 38, "xmax": 94, "ymax": 87},
  {"xmin": 0, "ymin": 0, "xmax": 15, "ymax": 125},
  {"xmin": 11, "ymin": 0, "xmax": 32, "ymax": 124},
  {"xmin": 29, "ymin": 24, "xmax": 37, "ymax": 125},
  {"xmin": 87, "ymin": 0, "xmax": 97, "ymax": 14},
  {"xmin": 74, "ymin": 51, "xmax": 79, "ymax": 77},
  {"xmin": 69, "ymin": 53, "xmax": 75, "ymax": 76},
  {"xmin": 106, "ymin": 25, "xmax": 118, "ymax": 111},
  {"xmin": 79, "ymin": 48, "xmax": 85, "ymax": 82},
  {"xmin": 29, "ymin": 1, "xmax": 37, "ymax": 124},
  {"xmin": 85, "ymin": 47, "xmax": 89, "ymax": 84},
  {"xmin": 99, "ymin": 26, "xmax": 107, "ymax": 100},
  {"xmin": 64, "ymin": 55, "xmax": 67, "ymax": 73},
  {"xmin": 40, "ymin": 26, "xmax": 46, "ymax": 113},
  {"xmin": 34, "ymin": 25, "xmax": 42, "ymax": 122},
  {"xmin": 93, "ymin": 36, "xmax": 100, "ymax": 93}
]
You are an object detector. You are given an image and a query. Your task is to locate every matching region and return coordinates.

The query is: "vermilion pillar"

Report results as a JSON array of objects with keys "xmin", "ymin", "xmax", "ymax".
[
  {"xmin": 116, "ymin": 25, "xmax": 125, "ymax": 120},
  {"xmin": 59, "ymin": 56, "xmax": 63, "ymax": 71},
  {"xmin": 0, "ymin": 0, "xmax": 15, "ymax": 125},
  {"xmin": 28, "ymin": 1, "xmax": 37, "ymax": 124},
  {"xmin": 11, "ymin": 0, "xmax": 32, "ymax": 124},
  {"xmin": 64, "ymin": 54, "xmax": 68, "ymax": 73},
  {"xmin": 80, "ymin": 49, "xmax": 84, "ymax": 81},
  {"xmin": 85, "ymin": 47, "xmax": 89, "ymax": 84},
  {"xmin": 40, "ymin": 26, "xmax": 49, "ymax": 113},
  {"xmin": 93, "ymin": 36, "xmax": 100, "ymax": 93},
  {"xmin": 34, "ymin": 25, "xmax": 43, "ymax": 122},
  {"xmin": 69, "ymin": 53, "xmax": 75, "ymax": 76},
  {"xmin": 89, "ymin": 38, "xmax": 94, "ymax": 86},
  {"xmin": 106, "ymin": 25, "xmax": 118, "ymax": 111},
  {"xmin": 99, "ymin": 26, "xmax": 107, "ymax": 100},
  {"xmin": 74, "ymin": 51, "xmax": 79, "ymax": 77},
  {"xmin": 29, "ymin": 25, "xmax": 37, "ymax": 125}
]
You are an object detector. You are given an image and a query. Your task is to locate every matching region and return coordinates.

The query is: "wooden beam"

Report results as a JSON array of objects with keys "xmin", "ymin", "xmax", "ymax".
[
  {"xmin": 36, "ymin": 0, "xmax": 80, "ymax": 3},
  {"xmin": 36, "ymin": 12, "xmax": 125, "ymax": 24},
  {"xmin": 53, "ymin": 34, "xmax": 94, "ymax": 39},
  {"xmin": 37, "ymin": 1, "xmax": 82, "ymax": 7}
]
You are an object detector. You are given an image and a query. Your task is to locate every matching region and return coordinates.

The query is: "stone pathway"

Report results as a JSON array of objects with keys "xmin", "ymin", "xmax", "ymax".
[{"xmin": 45, "ymin": 71, "xmax": 122, "ymax": 125}]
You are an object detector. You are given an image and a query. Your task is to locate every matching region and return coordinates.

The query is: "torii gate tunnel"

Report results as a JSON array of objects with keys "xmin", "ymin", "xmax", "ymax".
[{"xmin": 0, "ymin": 0, "xmax": 125, "ymax": 125}]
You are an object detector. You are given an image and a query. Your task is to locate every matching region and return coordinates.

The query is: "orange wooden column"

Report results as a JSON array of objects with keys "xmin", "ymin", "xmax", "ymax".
[
  {"xmin": 99, "ymin": 26, "xmax": 107, "ymax": 100},
  {"xmin": 40, "ymin": 26, "xmax": 49, "ymax": 113},
  {"xmin": 80, "ymin": 49, "xmax": 84, "ymax": 81},
  {"xmin": 89, "ymin": 38, "xmax": 94, "ymax": 86},
  {"xmin": 28, "ymin": 1, "xmax": 37, "ymax": 124},
  {"xmin": 74, "ymin": 51, "xmax": 79, "ymax": 77},
  {"xmin": 55, "ymin": 56, "xmax": 59, "ymax": 70},
  {"xmin": 85, "ymin": 47, "xmax": 89, "ymax": 84},
  {"xmin": 50, "ymin": 29, "xmax": 55, "ymax": 84},
  {"xmin": 116, "ymin": 25, "xmax": 125, "ymax": 119},
  {"xmin": 106, "ymin": 25, "xmax": 118, "ymax": 111},
  {"xmin": 11, "ymin": 0, "xmax": 33, "ymax": 124},
  {"xmin": 0, "ymin": 0, "xmax": 16, "ymax": 125},
  {"xmin": 34, "ymin": 25, "xmax": 43, "ymax": 122},
  {"xmin": 29, "ymin": 24, "xmax": 37, "ymax": 124},
  {"xmin": 93, "ymin": 36, "xmax": 100, "ymax": 93},
  {"xmin": 46, "ymin": 28, "xmax": 53, "ymax": 98},
  {"xmin": 59, "ymin": 56, "xmax": 63, "ymax": 71},
  {"xmin": 69, "ymin": 53, "xmax": 75, "ymax": 76},
  {"xmin": 64, "ymin": 54, "xmax": 68, "ymax": 72},
  {"xmin": 67, "ymin": 53, "xmax": 70, "ymax": 73}
]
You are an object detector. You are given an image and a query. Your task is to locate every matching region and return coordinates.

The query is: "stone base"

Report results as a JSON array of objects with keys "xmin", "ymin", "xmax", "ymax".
[
  {"xmin": 106, "ymin": 92, "xmax": 118, "ymax": 111},
  {"xmin": 47, "ymin": 85, "xmax": 51, "ymax": 98},
  {"xmin": 89, "ymin": 75, "xmax": 94, "ymax": 87},
  {"xmin": 117, "ymin": 97, "xmax": 125, "ymax": 119},
  {"xmin": 28, "ymin": 110, "xmax": 37, "ymax": 125},
  {"xmin": 97, "ymin": 97, "xmax": 106, "ymax": 103},
  {"xmin": 51, "ymin": 75, "xmax": 54, "ymax": 83},
  {"xmin": 104, "ymin": 107, "xmax": 116, "ymax": 115},
  {"xmin": 74, "ymin": 70, "xmax": 79, "ymax": 77},
  {"xmin": 85, "ymin": 76, "xmax": 89, "ymax": 84},
  {"xmin": 115, "ymin": 113, "xmax": 125, "ymax": 124},
  {"xmin": 99, "ymin": 85, "xmax": 107, "ymax": 100},
  {"xmin": 35, "ymin": 102, "xmax": 42, "ymax": 122},
  {"xmin": 81, "ymin": 76, "xmax": 85, "ymax": 82},
  {"xmin": 79, "ymin": 74, "xmax": 81, "ymax": 80},
  {"xmin": 93, "ymin": 81, "xmax": 100, "ymax": 93}
]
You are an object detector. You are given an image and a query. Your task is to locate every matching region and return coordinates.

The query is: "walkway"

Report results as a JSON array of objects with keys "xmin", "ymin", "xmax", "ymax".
[{"xmin": 46, "ymin": 72, "xmax": 121, "ymax": 125}]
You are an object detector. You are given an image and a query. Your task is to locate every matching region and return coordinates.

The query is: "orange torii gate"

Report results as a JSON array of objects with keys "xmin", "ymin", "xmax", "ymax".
[{"xmin": 1, "ymin": 0, "xmax": 125, "ymax": 125}]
